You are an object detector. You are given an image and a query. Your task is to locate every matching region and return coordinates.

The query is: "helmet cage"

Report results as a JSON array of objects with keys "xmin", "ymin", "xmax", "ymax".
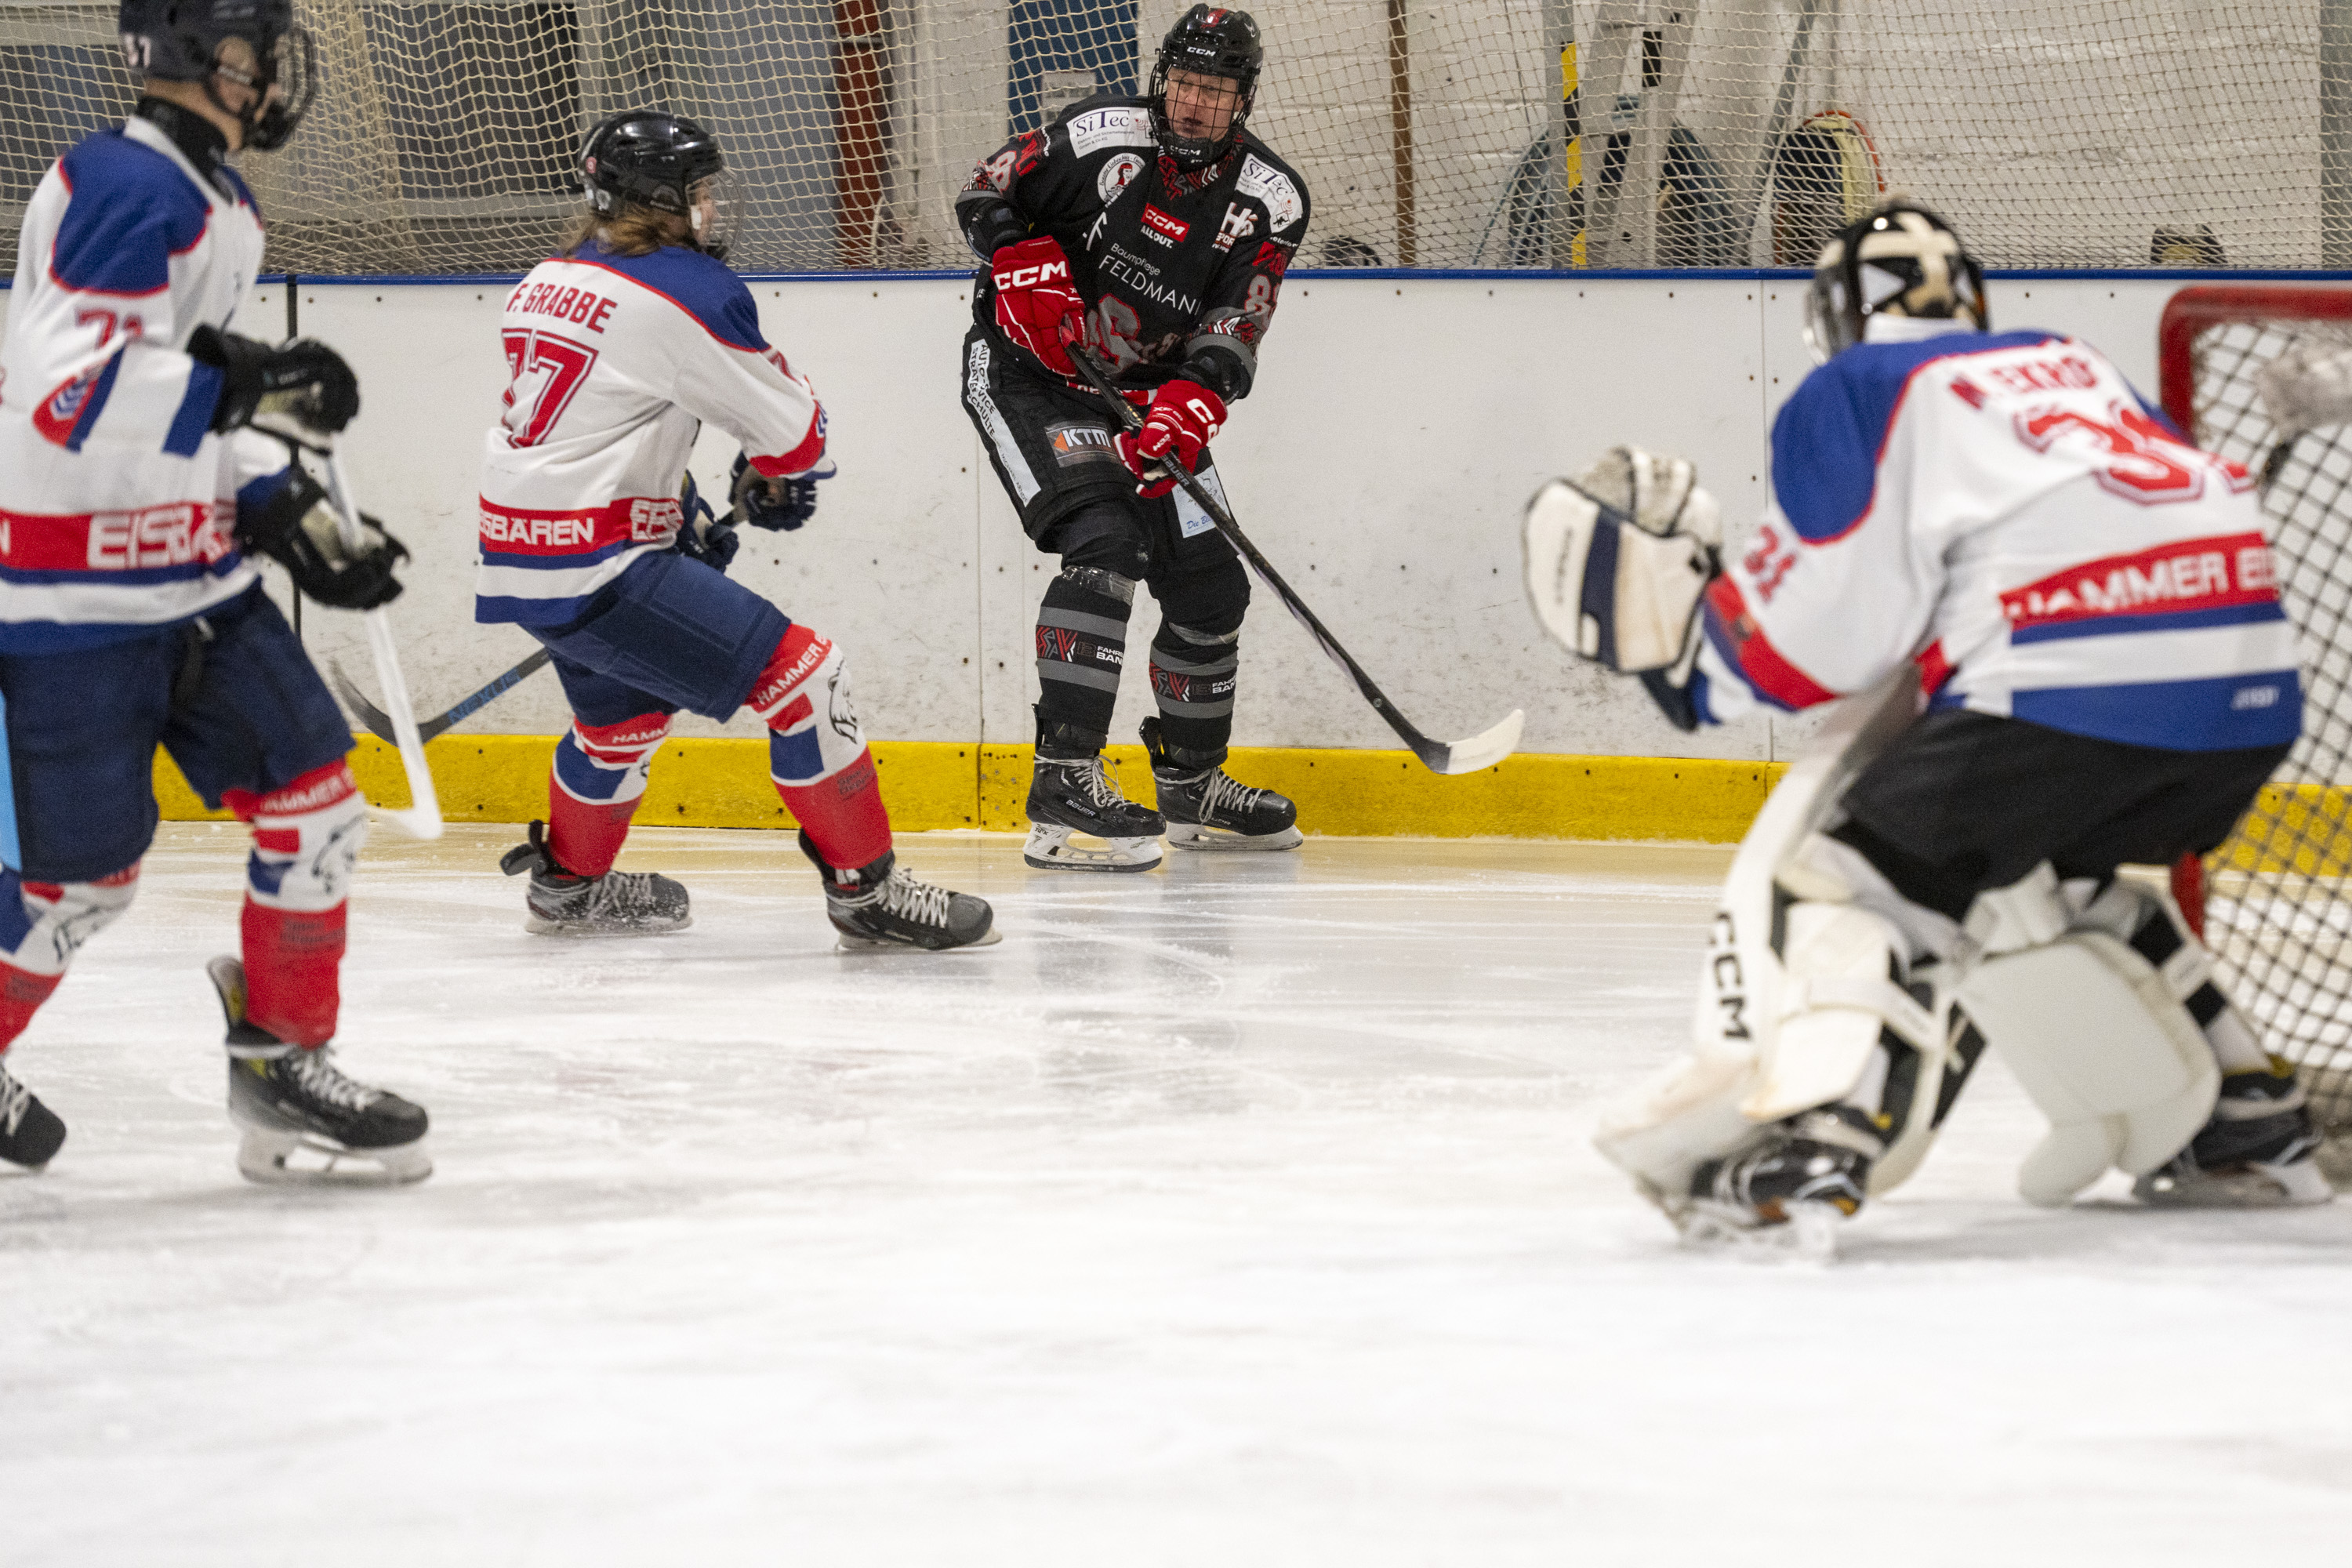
[
  {"xmin": 119, "ymin": 0, "xmax": 314, "ymax": 149},
  {"xmin": 1149, "ymin": 5, "xmax": 1262, "ymax": 170},
  {"xmin": 1804, "ymin": 201, "xmax": 1988, "ymax": 362}
]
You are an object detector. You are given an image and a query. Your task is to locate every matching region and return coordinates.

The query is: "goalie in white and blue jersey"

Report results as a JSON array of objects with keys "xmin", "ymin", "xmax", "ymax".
[
  {"xmin": 1524, "ymin": 201, "xmax": 2327, "ymax": 1248},
  {"xmin": 0, "ymin": 0, "xmax": 426, "ymax": 1185}
]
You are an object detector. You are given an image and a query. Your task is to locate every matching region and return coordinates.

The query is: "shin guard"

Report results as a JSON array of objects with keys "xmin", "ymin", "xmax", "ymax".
[
  {"xmin": 224, "ymin": 761, "xmax": 369, "ymax": 1048},
  {"xmin": 1035, "ymin": 565, "xmax": 1136, "ymax": 747},
  {"xmin": 548, "ymin": 711, "xmax": 674, "ymax": 877},
  {"xmin": 0, "ymin": 866, "xmax": 140, "ymax": 1049},
  {"xmin": 749, "ymin": 626, "xmax": 891, "ymax": 871},
  {"xmin": 1149, "ymin": 618, "xmax": 1240, "ymax": 761}
]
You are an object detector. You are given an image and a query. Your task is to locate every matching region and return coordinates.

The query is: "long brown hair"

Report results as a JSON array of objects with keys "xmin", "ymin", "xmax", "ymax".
[{"xmin": 564, "ymin": 202, "xmax": 690, "ymax": 257}]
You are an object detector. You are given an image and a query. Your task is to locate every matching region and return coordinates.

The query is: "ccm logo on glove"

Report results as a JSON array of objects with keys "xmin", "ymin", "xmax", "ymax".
[
  {"xmin": 1116, "ymin": 380, "xmax": 1226, "ymax": 499},
  {"xmin": 990, "ymin": 236, "xmax": 1086, "ymax": 376}
]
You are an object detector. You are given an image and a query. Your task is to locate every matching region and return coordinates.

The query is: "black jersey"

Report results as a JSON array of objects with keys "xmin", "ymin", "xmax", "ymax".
[{"xmin": 956, "ymin": 95, "xmax": 1310, "ymax": 401}]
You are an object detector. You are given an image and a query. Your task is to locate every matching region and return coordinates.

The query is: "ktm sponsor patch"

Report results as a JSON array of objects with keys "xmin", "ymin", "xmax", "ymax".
[{"xmin": 1047, "ymin": 422, "xmax": 1120, "ymax": 467}]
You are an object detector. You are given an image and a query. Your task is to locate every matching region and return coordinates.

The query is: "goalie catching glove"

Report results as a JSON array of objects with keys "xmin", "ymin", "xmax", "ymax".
[
  {"xmin": 239, "ymin": 469, "xmax": 408, "ymax": 610},
  {"xmin": 1523, "ymin": 447, "xmax": 1722, "ymax": 728},
  {"xmin": 190, "ymin": 327, "xmax": 360, "ymax": 448}
]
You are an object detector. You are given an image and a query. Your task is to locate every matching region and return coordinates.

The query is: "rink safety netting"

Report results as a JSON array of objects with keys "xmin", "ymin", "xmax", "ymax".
[
  {"xmin": 2179, "ymin": 299, "xmax": 2352, "ymax": 1147},
  {"xmin": 1, "ymin": 1, "xmax": 2348, "ymax": 278}
]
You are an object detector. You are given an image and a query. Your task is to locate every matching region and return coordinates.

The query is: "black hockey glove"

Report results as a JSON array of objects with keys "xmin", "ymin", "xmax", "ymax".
[
  {"xmin": 189, "ymin": 326, "xmax": 360, "ymax": 446},
  {"xmin": 673, "ymin": 473, "xmax": 741, "ymax": 574},
  {"xmin": 239, "ymin": 468, "xmax": 408, "ymax": 610},
  {"xmin": 731, "ymin": 451, "xmax": 834, "ymax": 532}
]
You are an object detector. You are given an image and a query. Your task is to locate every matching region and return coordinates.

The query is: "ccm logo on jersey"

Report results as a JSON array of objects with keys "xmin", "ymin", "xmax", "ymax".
[
  {"xmin": 1140, "ymin": 205, "xmax": 1189, "ymax": 245},
  {"xmin": 2000, "ymin": 531, "xmax": 2280, "ymax": 634},
  {"xmin": 993, "ymin": 256, "xmax": 1070, "ymax": 290}
]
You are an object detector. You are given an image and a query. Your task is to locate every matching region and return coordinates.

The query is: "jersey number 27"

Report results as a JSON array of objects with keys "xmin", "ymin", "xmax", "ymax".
[{"xmin": 500, "ymin": 328, "xmax": 599, "ymax": 448}]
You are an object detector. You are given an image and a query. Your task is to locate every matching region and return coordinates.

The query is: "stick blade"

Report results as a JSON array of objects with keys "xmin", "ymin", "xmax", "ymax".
[
  {"xmin": 328, "ymin": 661, "xmax": 398, "ymax": 745},
  {"xmin": 1423, "ymin": 708, "xmax": 1524, "ymax": 775}
]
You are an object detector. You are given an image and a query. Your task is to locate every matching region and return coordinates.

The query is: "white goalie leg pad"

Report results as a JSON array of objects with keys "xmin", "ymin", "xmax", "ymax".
[
  {"xmin": 1522, "ymin": 448, "xmax": 1723, "ymax": 673},
  {"xmin": 1957, "ymin": 884, "xmax": 2222, "ymax": 1206},
  {"xmin": 1595, "ymin": 671, "xmax": 1945, "ymax": 1207}
]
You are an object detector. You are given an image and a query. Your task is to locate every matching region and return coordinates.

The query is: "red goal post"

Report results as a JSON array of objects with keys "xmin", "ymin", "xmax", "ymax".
[
  {"xmin": 2158, "ymin": 285, "xmax": 2352, "ymax": 938},
  {"xmin": 2155, "ymin": 283, "xmax": 2352, "ymax": 1153}
]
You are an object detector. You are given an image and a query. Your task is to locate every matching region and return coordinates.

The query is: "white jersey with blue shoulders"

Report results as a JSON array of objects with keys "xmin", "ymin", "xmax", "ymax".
[
  {"xmin": 1691, "ymin": 328, "xmax": 2301, "ymax": 752},
  {"xmin": 475, "ymin": 243, "xmax": 827, "ymax": 626},
  {"xmin": 0, "ymin": 113, "xmax": 285, "ymax": 652}
]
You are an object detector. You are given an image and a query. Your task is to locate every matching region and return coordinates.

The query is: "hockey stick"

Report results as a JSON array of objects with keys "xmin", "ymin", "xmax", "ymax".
[
  {"xmin": 1065, "ymin": 344, "xmax": 1523, "ymax": 775},
  {"xmin": 312, "ymin": 445, "xmax": 444, "ymax": 840},
  {"xmin": 332, "ymin": 646, "xmax": 552, "ymax": 746}
]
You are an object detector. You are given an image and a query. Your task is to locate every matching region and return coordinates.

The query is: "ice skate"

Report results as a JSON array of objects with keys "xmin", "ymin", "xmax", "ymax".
[
  {"xmin": 500, "ymin": 819, "xmax": 691, "ymax": 935},
  {"xmin": 800, "ymin": 832, "xmax": 1000, "ymax": 950},
  {"xmin": 1024, "ymin": 752, "xmax": 1165, "ymax": 872},
  {"xmin": 1141, "ymin": 717, "xmax": 1301, "ymax": 851},
  {"xmin": 1675, "ymin": 1109, "xmax": 1879, "ymax": 1258},
  {"xmin": 209, "ymin": 956, "xmax": 431, "ymax": 1186},
  {"xmin": 0, "ymin": 1059, "xmax": 66, "ymax": 1171},
  {"xmin": 2132, "ymin": 1058, "xmax": 2332, "ymax": 1207}
]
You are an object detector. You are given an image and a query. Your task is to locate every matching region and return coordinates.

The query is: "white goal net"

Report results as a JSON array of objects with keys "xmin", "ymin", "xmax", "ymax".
[{"xmin": 0, "ymin": 0, "xmax": 2345, "ymax": 277}]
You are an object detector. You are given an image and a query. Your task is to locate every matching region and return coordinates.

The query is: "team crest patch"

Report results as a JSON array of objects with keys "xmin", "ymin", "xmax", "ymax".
[
  {"xmin": 1098, "ymin": 151, "xmax": 1145, "ymax": 205},
  {"xmin": 1047, "ymin": 423, "xmax": 1120, "ymax": 467}
]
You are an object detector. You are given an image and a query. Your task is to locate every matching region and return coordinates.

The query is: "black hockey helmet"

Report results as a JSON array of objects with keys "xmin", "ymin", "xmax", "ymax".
[
  {"xmin": 118, "ymin": 0, "xmax": 315, "ymax": 151},
  {"xmin": 1805, "ymin": 199, "xmax": 1988, "ymax": 361},
  {"xmin": 579, "ymin": 111, "xmax": 735, "ymax": 258},
  {"xmin": 1147, "ymin": 5, "xmax": 1262, "ymax": 170}
]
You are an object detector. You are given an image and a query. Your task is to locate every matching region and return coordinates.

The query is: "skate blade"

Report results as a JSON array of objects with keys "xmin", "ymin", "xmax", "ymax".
[
  {"xmin": 522, "ymin": 913, "xmax": 695, "ymax": 937},
  {"xmin": 1673, "ymin": 1200, "xmax": 1842, "ymax": 1261},
  {"xmin": 1164, "ymin": 822, "xmax": 1304, "ymax": 852},
  {"xmin": 1022, "ymin": 822, "xmax": 1162, "ymax": 872},
  {"xmin": 835, "ymin": 925, "xmax": 1006, "ymax": 952},
  {"xmin": 2133, "ymin": 1158, "xmax": 2335, "ymax": 1208},
  {"xmin": 237, "ymin": 1130, "xmax": 432, "ymax": 1188}
]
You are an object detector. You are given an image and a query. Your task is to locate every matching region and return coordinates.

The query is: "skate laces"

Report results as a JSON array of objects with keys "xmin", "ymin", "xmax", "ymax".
[
  {"xmin": 1054, "ymin": 755, "xmax": 1133, "ymax": 810},
  {"xmin": 1195, "ymin": 767, "xmax": 1265, "ymax": 818},
  {"xmin": 0, "ymin": 1068, "xmax": 30, "ymax": 1136},
  {"xmin": 879, "ymin": 866, "xmax": 954, "ymax": 928},
  {"xmin": 287, "ymin": 1047, "xmax": 378, "ymax": 1112}
]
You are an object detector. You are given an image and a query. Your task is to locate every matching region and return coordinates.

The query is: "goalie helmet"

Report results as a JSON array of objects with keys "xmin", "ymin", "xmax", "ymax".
[
  {"xmin": 118, "ymin": 0, "xmax": 316, "ymax": 151},
  {"xmin": 1147, "ymin": 5, "xmax": 1262, "ymax": 170},
  {"xmin": 1804, "ymin": 200, "xmax": 1988, "ymax": 362},
  {"xmin": 579, "ymin": 111, "xmax": 735, "ymax": 260}
]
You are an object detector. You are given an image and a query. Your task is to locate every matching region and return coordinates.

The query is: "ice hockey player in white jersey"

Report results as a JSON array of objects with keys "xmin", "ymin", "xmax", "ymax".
[
  {"xmin": 479, "ymin": 111, "xmax": 995, "ymax": 950},
  {"xmin": 1523, "ymin": 201, "xmax": 2326, "ymax": 1248},
  {"xmin": 0, "ymin": 0, "xmax": 427, "ymax": 1184}
]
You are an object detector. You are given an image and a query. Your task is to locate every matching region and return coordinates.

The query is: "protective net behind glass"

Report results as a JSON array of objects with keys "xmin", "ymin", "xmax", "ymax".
[
  {"xmin": 0, "ymin": 1, "xmax": 2346, "ymax": 278},
  {"xmin": 2171, "ymin": 292, "xmax": 2352, "ymax": 1156}
]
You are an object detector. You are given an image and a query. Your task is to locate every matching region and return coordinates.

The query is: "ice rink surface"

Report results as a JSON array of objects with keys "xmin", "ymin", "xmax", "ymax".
[{"xmin": 6, "ymin": 826, "xmax": 2352, "ymax": 1566}]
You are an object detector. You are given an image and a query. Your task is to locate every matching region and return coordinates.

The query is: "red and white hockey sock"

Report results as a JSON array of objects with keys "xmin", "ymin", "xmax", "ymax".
[
  {"xmin": 746, "ymin": 625, "xmax": 891, "ymax": 871},
  {"xmin": 0, "ymin": 865, "xmax": 140, "ymax": 1050},
  {"xmin": 223, "ymin": 761, "xmax": 368, "ymax": 1048},
  {"xmin": 547, "ymin": 711, "xmax": 674, "ymax": 878}
]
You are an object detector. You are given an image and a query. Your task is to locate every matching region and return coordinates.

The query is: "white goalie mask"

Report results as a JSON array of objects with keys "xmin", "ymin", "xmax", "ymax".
[{"xmin": 1804, "ymin": 201, "xmax": 1989, "ymax": 363}]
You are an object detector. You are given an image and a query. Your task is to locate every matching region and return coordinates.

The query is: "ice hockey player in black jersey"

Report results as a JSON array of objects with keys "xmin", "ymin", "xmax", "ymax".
[{"xmin": 957, "ymin": 5, "xmax": 1308, "ymax": 871}]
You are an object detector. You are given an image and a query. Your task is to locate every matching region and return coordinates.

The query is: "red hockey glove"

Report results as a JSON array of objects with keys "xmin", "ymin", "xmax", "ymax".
[
  {"xmin": 990, "ymin": 236, "xmax": 1085, "ymax": 376},
  {"xmin": 1116, "ymin": 379, "xmax": 1226, "ymax": 499}
]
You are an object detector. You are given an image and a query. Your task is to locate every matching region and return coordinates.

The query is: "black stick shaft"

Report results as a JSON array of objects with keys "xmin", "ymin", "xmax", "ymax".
[{"xmin": 1065, "ymin": 346, "xmax": 1443, "ymax": 762}]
